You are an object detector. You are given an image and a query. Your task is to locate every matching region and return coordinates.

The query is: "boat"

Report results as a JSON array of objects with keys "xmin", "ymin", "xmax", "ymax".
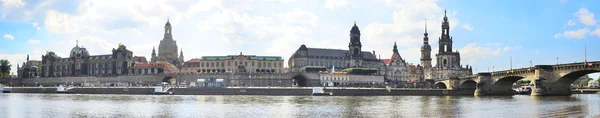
[
  {"xmin": 153, "ymin": 82, "xmax": 174, "ymax": 95},
  {"xmin": 312, "ymin": 87, "xmax": 332, "ymax": 96},
  {"xmin": 56, "ymin": 85, "xmax": 75, "ymax": 93},
  {"xmin": 514, "ymin": 86, "xmax": 532, "ymax": 95},
  {"xmin": 1, "ymin": 87, "xmax": 11, "ymax": 93}
]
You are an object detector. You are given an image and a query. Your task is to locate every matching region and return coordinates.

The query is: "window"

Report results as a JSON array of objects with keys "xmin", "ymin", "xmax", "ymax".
[
  {"xmin": 235, "ymin": 61, "xmax": 238, "ymax": 66},
  {"xmin": 216, "ymin": 62, "xmax": 219, "ymax": 67},
  {"xmin": 244, "ymin": 62, "xmax": 248, "ymax": 66},
  {"xmin": 228, "ymin": 61, "xmax": 231, "ymax": 66},
  {"xmin": 274, "ymin": 63, "xmax": 277, "ymax": 67},
  {"xmin": 258, "ymin": 62, "xmax": 262, "ymax": 67},
  {"xmin": 201, "ymin": 62, "xmax": 204, "ymax": 67},
  {"xmin": 268, "ymin": 63, "xmax": 271, "ymax": 67},
  {"xmin": 263, "ymin": 62, "xmax": 266, "ymax": 67},
  {"xmin": 252, "ymin": 61, "xmax": 255, "ymax": 66},
  {"xmin": 221, "ymin": 62, "xmax": 224, "ymax": 67}
]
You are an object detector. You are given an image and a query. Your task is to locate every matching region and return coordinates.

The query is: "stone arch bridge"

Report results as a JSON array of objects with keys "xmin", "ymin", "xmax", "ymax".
[{"xmin": 434, "ymin": 61, "xmax": 600, "ymax": 96}]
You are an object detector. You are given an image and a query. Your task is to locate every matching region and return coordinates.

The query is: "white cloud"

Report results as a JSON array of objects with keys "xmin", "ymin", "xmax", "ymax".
[
  {"xmin": 458, "ymin": 43, "xmax": 519, "ymax": 65},
  {"xmin": 27, "ymin": 39, "xmax": 40, "ymax": 44},
  {"xmin": 1, "ymin": 0, "xmax": 26, "ymax": 8},
  {"xmin": 574, "ymin": 8, "xmax": 597, "ymax": 26},
  {"xmin": 32, "ymin": 22, "xmax": 41, "ymax": 30},
  {"xmin": 463, "ymin": 24, "xmax": 474, "ymax": 31},
  {"xmin": 592, "ymin": 27, "xmax": 600, "ymax": 38},
  {"xmin": 567, "ymin": 20, "xmax": 576, "ymax": 26},
  {"xmin": 554, "ymin": 33, "xmax": 563, "ymax": 38},
  {"xmin": 325, "ymin": 0, "xmax": 349, "ymax": 9},
  {"xmin": 562, "ymin": 28, "xmax": 589, "ymax": 39},
  {"xmin": 3, "ymin": 34, "xmax": 14, "ymax": 40}
]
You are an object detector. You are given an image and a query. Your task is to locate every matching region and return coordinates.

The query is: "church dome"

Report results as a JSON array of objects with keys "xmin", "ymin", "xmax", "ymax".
[
  {"xmin": 421, "ymin": 44, "xmax": 431, "ymax": 50},
  {"xmin": 165, "ymin": 20, "xmax": 171, "ymax": 27},
  {"xmin": 70, "ymin": 46, "xmax": 89, "ymax": 58}
]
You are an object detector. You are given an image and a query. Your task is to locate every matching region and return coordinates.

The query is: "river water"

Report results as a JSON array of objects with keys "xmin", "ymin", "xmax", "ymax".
[{"xmin": 1, "ymin": 93, "xmax": 599, "ymax": 118}]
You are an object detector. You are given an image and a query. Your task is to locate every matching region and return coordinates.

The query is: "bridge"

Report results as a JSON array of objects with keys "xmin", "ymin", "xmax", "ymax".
[{"xmin": 434, "ymin": 61, "xmax": 600, "ymax": 96}]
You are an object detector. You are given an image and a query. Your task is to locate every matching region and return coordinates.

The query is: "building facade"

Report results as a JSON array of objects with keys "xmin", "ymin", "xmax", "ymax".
[
  {"xmin": 151, "ymin": 20, "xmax": 184, "ymax": 69},
  {"xmin": 39, "ymin": 43, "xmax": 137, "ymax": 77},
  {"xmin": 17, "ymin": 55, "xmax": 42, "ymax": 78},
  {"xmin": 288, "ymin": 22, "xmax": 381, "ymax": 72},
  {"xmin": 380, "ymin": 42, "xmax": 409, "ymax": 82},
  {"xmin": 423, "ymin": 10, "xmax": 472, "ymax": 80},
  {"xmin": 181, "ymin": 52, "xmax": 285, "ymax": 73}
]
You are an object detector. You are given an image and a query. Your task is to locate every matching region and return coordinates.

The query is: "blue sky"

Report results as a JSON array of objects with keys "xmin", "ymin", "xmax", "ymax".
[{"xmin": 1, "ymin": 0, "xmax": 599, "ymax": 79}]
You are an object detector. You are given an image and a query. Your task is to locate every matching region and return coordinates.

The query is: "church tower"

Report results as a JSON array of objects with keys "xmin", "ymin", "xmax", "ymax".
[
  {"xmin": 421, "ymin": 22, "xmax": 432, "ymax": 68},
  {"xmin": 151, "ymin": 46, "xmax": 157, "ymax": 63},
  {"xmin": 439, "ymin": 9, "xmax": 453, "ymax": 53},
  {"xmin": 349, "ymin": 21, "xmax": 362, "ymax": 57},
  {"xmin": 349, "ymin": 21, "xmax": 363, "ymax": 67},
  {"xmin": 179, "ymin": 49, "xmax": 184, "ymax": 63},
  {"xmin": 158, "ymin": 19, "xmax": 182, "ymax": 69}
]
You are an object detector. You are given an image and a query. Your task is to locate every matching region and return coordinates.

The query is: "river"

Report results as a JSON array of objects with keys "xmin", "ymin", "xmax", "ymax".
[{"xmin": 1, "ymin": 93, "xmax": 599, "ymax": 118}]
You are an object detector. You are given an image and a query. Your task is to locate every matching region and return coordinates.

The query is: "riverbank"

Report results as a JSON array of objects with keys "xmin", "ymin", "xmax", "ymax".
[
  {"xmin": 6, "ymin": 87, "xmax": 597, "ymax": 96},
  {"xmin": 6, "ymin": 87, "xmax": 476, "ymax": 96}
]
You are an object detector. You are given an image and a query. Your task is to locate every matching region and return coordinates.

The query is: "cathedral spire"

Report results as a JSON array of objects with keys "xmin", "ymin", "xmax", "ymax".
[
  {"xmin": 152, "ymin": 46, "xmax": 156, "ymax": 55},
  {"xmin": 393, "ymin": 42, "xmax": 398, "ymax": 53}
]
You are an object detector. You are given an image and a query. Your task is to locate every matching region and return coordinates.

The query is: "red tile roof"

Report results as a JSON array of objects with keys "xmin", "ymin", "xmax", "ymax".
[{"xmin": 381, "ymin": 59, "xmax": 391, "ymax": 65}]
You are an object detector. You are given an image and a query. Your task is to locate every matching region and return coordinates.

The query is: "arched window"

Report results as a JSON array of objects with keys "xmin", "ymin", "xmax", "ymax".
[{"xmin": 443, "ymin": 59, "xmax": 447, "ymax": 65}]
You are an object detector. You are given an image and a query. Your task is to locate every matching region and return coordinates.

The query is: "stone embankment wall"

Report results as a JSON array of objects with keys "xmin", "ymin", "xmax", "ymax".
[{"xmin": 8, "ymin": 87, "xmax": 475, "ymax": 96}]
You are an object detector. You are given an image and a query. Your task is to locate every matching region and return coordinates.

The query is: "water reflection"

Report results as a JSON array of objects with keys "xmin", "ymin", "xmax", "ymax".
[{"xmin": 1, "ymin": 93, "xmax": 599, "ymax": 117}]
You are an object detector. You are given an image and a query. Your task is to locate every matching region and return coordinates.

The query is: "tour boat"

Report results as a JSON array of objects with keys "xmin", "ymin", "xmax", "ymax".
[
  {"xmin": 514, "ymin": 86, "xmax": 533, "ymax": 95},
  {"xmin": 312, "ymin": 87, "xmax": 333, "ymax": 96},
  {"xmin": 153, "ymin": 85, "xmax": 174, "ymax": 95},
  {"xmin": 56, "ymin": 85, "xmax": 75, "ymax": 93},
  {"xmin": 1, "ymin": 87, "xmax": 11, "ymax": 93}
]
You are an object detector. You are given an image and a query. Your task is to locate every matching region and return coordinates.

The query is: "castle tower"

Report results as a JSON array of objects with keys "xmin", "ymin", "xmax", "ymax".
[
  {"xmin": 421, "ymin": 22, "xmax": 432, "ymax": 68},
  {"xmin": 349, "ymin": 21, "xmax": 363, "ymax": 67}
]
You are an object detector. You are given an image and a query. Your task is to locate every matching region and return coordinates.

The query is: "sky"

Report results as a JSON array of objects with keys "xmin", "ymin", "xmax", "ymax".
[{"xmin": 0, "ymin": 0, "xmax": 599, "ymax": 79}]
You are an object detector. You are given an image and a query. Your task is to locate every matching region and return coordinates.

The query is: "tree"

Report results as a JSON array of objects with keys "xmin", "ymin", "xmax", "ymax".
[
  {"xmin": 516, "ymin": 79, "xmax": 531, "ymax": 85},
  {"xmin": 579, "ymin": 78, "xmax": 593, "ymax": 87},
  {"xmin": 0, "ymin": 59, "xmax": 11, "ymax": 76}
]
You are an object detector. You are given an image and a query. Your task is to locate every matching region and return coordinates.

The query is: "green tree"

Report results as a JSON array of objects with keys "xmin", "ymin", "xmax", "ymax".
[
  {"xmin": 0, "ymin": 59, "xmax": 11, "ymax": 76},
  {"xmin": 579, "ymin": 78, "xmax": 593, "ymax": 87},
  {"xmin": 516, "ymin": 79, "xmax": 531, "ymax": 85}
]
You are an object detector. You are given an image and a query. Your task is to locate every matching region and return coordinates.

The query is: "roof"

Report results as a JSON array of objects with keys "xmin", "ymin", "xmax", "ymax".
[
  {"xmin": 200, "ymin": 55, "xmax": 283, "ymax": 61},
  {"xmin": 381, "ymin": 59, "xmax": 391, "ymax": 65},
  {"xmin": 294, "ymin": 48, "xmax": 378, "ymax": 60},
  {"xmin": 134, "ymin": 63, "xmax": 163, "ymax": 67}
]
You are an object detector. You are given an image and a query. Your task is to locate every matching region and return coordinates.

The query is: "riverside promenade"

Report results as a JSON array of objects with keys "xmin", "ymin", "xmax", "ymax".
[{"xmin": 6, "ymin": 86, "xmax": 477, "ymax": 96}]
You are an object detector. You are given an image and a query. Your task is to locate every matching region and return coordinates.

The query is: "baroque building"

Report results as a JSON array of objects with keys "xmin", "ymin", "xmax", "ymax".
[
  {"xmin": 151, "ymin": 20, "xmax": 184, "ymax": 69},
  {"xmin": 288, "ymin": 22, "xmax": 381, "ymax": 71},
  {"xmin": 380, "ymin": 42, "xmax": 409, "ymax": 82},
  {"xmin": 181, "ymin": 52, "xmax": 284, "ymax": 73},
  {"xmin": 17, "ymin": 55, "xmax": 42, "ymax": 78},
  {"xmin": 40, "ymin": 42, "xmax": 136, "ymax": 77},
  {"xmin": 31, "ymin": 42, "xmax": 165, "ymax": 78},
  {"xmin": 423, "ymin": 10, "xmax": 472, "ymax": 81}
]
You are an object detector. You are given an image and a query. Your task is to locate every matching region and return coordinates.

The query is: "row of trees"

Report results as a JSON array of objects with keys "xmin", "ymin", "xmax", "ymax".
[
  {"xmin": 0, "ymin": 59, "xmax": 11, "ymax": 76},
  {"xmin": 578, "ymin": 77, "xmax": 600, "ymax": 87}
]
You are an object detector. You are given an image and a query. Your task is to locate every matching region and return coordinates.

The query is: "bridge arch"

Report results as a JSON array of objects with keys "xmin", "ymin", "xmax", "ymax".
[
  {"xmin": 434, "ymin": 82, "xmax": 447, "ymax": 89},
  {"xmin": 553, "ymin": 69, "xmax": 600, "ymax": 91},
  {"xmin": 459, "ymin": 80, "xmax": 477, "ymax": 90},
  {"xmin": 491, "ymin": 76, "xmax": 525, "ymax": 93},
  {"xmin": 292, "ymin": 74, "xmax": 308, "ymax": 87}
]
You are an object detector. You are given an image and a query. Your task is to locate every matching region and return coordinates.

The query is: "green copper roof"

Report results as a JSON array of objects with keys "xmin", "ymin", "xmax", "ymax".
[{"xmin": 200, "ymin": 55, "xmax": 283, "ymax": 61}]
